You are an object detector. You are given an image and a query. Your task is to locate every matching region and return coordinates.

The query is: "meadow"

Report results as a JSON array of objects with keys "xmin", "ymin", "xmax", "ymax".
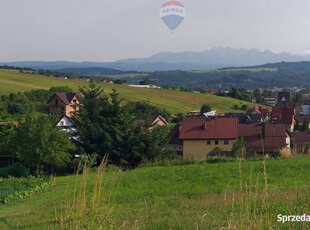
[
  {"xmin": 0, "ymin": 69, "xmax": 263, "ymax": 114},
  {"xmin": 0, "ymin": 158, "xmax": 310, "ymax": 229}
]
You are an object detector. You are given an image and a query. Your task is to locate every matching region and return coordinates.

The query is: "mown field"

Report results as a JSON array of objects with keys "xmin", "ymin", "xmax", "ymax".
[
  {"xmin": 0, "ymin": 69, "xmax": 264, "ymax": 114},
  {"xmin": 0, "ymin": 158, "xmax": 310, "ymax": 229}
]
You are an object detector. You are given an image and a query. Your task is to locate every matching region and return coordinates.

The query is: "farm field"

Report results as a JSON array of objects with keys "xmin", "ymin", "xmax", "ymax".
[
  {"xmin": 0, "ymin": 158, "xmax": 310, "ymax": 229},
  {"xmin": 0, "ymin": 69, "xmax": 263, "ymax": 114}
]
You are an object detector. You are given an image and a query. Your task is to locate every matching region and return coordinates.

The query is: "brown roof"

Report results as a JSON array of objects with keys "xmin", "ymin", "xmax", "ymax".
[
  {"xmin": 47, "ymin": 92, "xmax": 81, "ymax": 104},
  {"xmin": 295, "ymin": 115, "xmax": 310, "ymax": 123},
  {"xmin": 239, "ymin": 123, "xmax": 287, "ymax": 152},
  {"xmin": 179, "ymin": 117, "xmax": 238, "ymax": 140},
  {"xmin": 271, "ymin": 107, "xmax": 295, "ymax": 124},
  {"xmin": 290, "ymin": 132, "xmax": 310, "ymax": 148}
]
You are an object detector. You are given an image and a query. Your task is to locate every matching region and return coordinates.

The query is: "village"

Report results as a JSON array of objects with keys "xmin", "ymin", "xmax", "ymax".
[{"xmin": 31, "ymin": 88, "xmax": 310, "ymax": 162}]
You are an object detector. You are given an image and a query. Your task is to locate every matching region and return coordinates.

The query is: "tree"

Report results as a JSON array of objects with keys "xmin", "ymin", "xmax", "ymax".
[
  {"xmin": 9, "ymin": 115, "xmax": 75, "ymax": 174},
  {"xmin": 302, "ymin": 119, "xmax": 310, "ymax": 132},
  {"xmin": 293, "ymin": 91, "xmax": 305, "ymax": 103},
  {"xmin": 253, "ymin": 89, "xmax": 263, "ymax": 103},
  {"xmin": 75, "ymin": 82, "xmax": 172, "ymax": 167},
  {"xmin": 200, "ymin": 104, "xmax": 212, "ymax": 114},
  {"xmin": 231, "ymin": 138, "xmax": 247, "ymax": 158}
]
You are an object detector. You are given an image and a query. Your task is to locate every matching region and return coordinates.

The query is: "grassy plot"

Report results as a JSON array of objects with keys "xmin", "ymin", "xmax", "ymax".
[
  {"xmin": 0, "ymin": 69, "xmax": 263, "ymax": 114},
  {"xmin": 0, "ymin": 158, "xmax": 310, "ymax": 229}
]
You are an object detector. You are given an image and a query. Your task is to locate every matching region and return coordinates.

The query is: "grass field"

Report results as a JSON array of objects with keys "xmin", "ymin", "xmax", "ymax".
[
  {"xmin": 0, "ymin": 158, "xmax": 310, "ymax": 229},
  {"xmin": 0, "ymin": 69, "xmax": 263, "ymax": 114}
]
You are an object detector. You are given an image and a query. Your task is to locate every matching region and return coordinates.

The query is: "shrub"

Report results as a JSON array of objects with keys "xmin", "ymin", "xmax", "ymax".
[
  {"xmin": 0, "ymin": 163, "xmax": 30, "ymax": 178},
  {"xmin": 208, "ymin": 147, "xmax": 222, "ymax": 157}
]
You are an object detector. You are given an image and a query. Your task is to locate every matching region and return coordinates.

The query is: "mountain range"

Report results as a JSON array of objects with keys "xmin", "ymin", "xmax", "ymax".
[{"xmin": 2, "ymin": 47, "xmax": 310, "ymax": 72}]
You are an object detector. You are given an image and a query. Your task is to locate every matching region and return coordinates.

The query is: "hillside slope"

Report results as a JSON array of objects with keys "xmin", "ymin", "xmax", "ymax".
[{"xmin": 0, "ymin": 69, "xmax": 262, "ymax": 114}]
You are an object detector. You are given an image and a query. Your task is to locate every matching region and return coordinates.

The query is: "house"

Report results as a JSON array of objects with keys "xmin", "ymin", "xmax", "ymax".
[
  {"xmin": 148, "ymin": 115, "xmax": 169, "ymax": 130},
  {"xmin": 277, "ymin": 91, "xmax": 291, "ymax": 105},
  {"xmin": 186, "ymin": 110, "xmax": 202, "ymax": 117},
  {"xmin": 56, "ymin": 115, "xmax": 79, "ymax": 142},
  {"xmin": 56, "ymin": 115, "xmax": 77, "ymax": 134},
  {"xmin": 208, "ymin": 88, "xmax": 216, "ymax": 94},
  {"xmin": 246, "ymin": 106, "xmax": 269, "ymax": 122},
  {"xmin": 47, "ymin": 92, "xmax": 82, "ymax": 117},
  {"xmin": 203, "ymin": 111, "xmax": 217, "ymax": 118},
  {"xmin": 263, "ymin": 91, "xmax": 277, "ymax": 107},
  {"xmin": 128, "ymin": 84, "xmax": 161, "ymax": 89},
  {"xmin": 179, "ymin": 117, "xmax": 238, "ymax": 159},
  {"xmin": 239, "ymin": 123, "xmax": 289, "ymax": 153},
  {"xmin": 101, "ymin": 77, "xmax": 114, "ymax": 84},
  {"xmin": 224, "ymin": 112, "xmax": 262, "ymax": 124},
  {"xmin": 303, "ymin": 99, "xmax": 310, "ymax": 115},
  {"xmin": 295, "ymin": 114, "xmax": 310, "ymax": 130},
  {"xmin": 167, "ymin": 124, "xmax": 183, "ymax": 156},
  {"xmin": 290, "ymin": 132, "xmax": 310, "ymax": 149},
  {"xmin": 79, "ymin": 76, "xmax": 90, "ymax": 81},
  {"xmin": 271, "ymin": 106, "xmax": 295, "ymax": 131},
  {"xmin": 151, "ymin": 115, "xmax": 169, "ymax": 127}
]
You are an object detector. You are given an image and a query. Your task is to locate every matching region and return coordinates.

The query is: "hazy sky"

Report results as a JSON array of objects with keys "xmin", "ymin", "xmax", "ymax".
[{"xmin": 1, "ymin": 0, "xmax": 310, "ymax": 62}]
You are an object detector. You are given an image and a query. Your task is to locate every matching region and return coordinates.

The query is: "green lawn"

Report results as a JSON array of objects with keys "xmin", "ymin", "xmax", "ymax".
[
  {"xmin": 0, "ymin": 69, "xmax": 265, "ymax": 114},
  {"xmin": 1, "ymin": 158, "xmax": 310, "ymax": 229}
]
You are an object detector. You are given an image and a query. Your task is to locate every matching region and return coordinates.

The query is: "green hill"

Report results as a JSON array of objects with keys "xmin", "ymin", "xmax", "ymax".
[{"xmin": 0, "ymin": 69, "xmax": 263, "ymax": 114}]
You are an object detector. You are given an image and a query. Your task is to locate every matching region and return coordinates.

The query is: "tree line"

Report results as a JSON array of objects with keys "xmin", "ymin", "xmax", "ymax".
[{"xmin": 0, "ymin": 83, "xmax": 173, "ymax": 174}]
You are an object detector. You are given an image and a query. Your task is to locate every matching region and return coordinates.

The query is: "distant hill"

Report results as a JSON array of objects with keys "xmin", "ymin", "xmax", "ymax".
[
  {"xmin": 123, "ymin": 61, "xmax": 310, "ymax": 90},
  {"xmin": 55, "ymin": 67, "xmax": 125, "ymax": 75},
  {"xmin": 2, "ymin": 47, "xmax": 310, "ymax": 72}
]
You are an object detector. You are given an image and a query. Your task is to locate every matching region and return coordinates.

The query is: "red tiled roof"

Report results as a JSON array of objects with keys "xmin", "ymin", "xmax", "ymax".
[
  {"xmin": 271, "ymin": 107, "xmax": 295, "ymax": 124},
  {"xmin": 179, "ymin": 117, "xmax": 238, "ymax": 140},
  {"xmin": 290, "ymin": 132, "xmax": 310, "ymax": 148},
  {"xmin": 47, "ymin": 92, "xmax": 81, "ymax": 104},
  {"xmin": 271, "ymin": 107, "xmax": 282, "ymax": 119},
  {"xmin": 239, "ymin": 123, "xmax": 287, "ymax": 152},
  {"xmin": 247, "ymin": 106, "xmax": 269, "ymax": 117}
]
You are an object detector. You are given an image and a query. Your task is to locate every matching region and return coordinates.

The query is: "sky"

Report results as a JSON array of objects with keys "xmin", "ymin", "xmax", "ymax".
[{"xmin": 1, "ymin": 0, "xmax": 310, "ymax": 62}]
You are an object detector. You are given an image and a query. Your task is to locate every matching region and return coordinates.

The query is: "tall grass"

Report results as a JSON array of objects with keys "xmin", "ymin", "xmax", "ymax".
[
  {"xmin": 56, "ymin": 155, "xmax": 121, "ymax": 229},
  {"xmin": 51, "ymin": 158, "xmax": 310, "ymax": 229}
]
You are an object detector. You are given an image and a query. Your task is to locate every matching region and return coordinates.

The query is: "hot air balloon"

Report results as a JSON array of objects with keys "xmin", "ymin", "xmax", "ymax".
[{"xmin": 160, "ymin": 1, "xmax": 185, "ymax": 31}]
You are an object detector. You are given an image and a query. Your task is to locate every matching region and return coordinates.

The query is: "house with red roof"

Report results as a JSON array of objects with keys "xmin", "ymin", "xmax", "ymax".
[
  {"xmin": 239, "ymin": 123, "xmax": 290, "ymax": 153},
  {"xmin": 246, "ymin": 106, "xmax": 269, "ymax": 121},
  {"xmin": 47, "ymin": 92, "xmax": 82, "ymax": 117},
  {"xmin": 208, "ymin": 88, "xmax": 216, "ymax": 94},
  {"xmin": 179, "ymin": 117, "xmax": 238, "ymax": 159},
  {"xmin": 271, "ymin": 106, "xmax": 295, "ymax": 131}
]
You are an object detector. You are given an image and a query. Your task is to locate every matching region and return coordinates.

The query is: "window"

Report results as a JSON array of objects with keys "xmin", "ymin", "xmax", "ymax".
[
  {"xmin": 224, "ymin": 140, "xmax": 229, "ymax": 145},
  {"xmin": 206, "ymin": 140, "xmax": 211, "ymax": 145},
  {"xmin": 215, "ymin": 140, "xmax": 219, "ymax": 145},
  {"xmin": 55, "ymin": 99, "xmax": 59, "ymax": 106}
]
